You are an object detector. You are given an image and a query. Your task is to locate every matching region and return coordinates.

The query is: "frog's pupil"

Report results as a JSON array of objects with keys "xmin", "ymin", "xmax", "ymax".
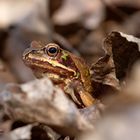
[{"xmin": 48, "ymin": 47, "xmax": 57, "ymax": 54}]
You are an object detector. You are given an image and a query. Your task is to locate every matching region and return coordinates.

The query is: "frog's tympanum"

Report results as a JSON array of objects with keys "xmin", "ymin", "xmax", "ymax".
[{"xmin": 23, "ymin": 41, "xmax": 95, "ymax": 108}]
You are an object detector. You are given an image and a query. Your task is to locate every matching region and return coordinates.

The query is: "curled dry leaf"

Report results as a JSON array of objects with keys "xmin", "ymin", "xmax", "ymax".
[
  {"xmin": 104, "ymin": 32, "xmax": 140, "ymax": 80},
  {"xmin": 91, "ymin": 31, "xmax": 140, "ymax": 98},
  {"xmin": 0, "ymin": 77, "xmax": 94, "ymax": 137}
]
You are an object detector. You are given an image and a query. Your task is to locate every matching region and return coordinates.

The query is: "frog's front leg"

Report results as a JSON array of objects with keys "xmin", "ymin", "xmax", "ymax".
[
  {"xmin": 76, "ymin": 85, "xmax": 96, "ymax": 107},
  {"xmin": 64, "ymin": 83, "xmax": 85, "ymax": 108},
  {"xmin": 64, "ymin": 81, "xmax": 95, "ymax": 108}
]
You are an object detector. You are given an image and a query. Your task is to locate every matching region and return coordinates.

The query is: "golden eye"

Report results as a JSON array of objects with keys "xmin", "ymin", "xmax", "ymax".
[{"xmin": 45, "ymin": 44, "xmax": 59, "ymax": 57}]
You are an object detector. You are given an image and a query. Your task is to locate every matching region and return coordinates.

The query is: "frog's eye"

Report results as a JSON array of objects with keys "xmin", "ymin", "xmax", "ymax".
[{"xmin": 45, "ymin": 44, "xmax": 59, "ymax": 57}]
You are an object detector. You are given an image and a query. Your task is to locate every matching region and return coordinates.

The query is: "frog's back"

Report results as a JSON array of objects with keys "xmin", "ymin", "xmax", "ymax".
[{"xmin": 71, "ymin": 54, "xmax": 93, "ymax": 93}]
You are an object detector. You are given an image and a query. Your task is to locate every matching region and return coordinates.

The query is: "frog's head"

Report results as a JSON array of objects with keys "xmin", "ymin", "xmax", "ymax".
[{"xmin": 23, "ymin": 41, "xmax": 80, "ymax": 83}]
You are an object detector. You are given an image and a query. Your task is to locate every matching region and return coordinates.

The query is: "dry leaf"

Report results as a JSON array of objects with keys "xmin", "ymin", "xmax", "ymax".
[
  {"xmin": 53, "ymin": 0, "xmax": 105, "ymax": 29},
  {"xmin": 0, "ymin": 77, "xmax": 94, "ymax": 137},
  {"xmin": 91, "ymin": 31, "xmax": 140, "ymax": 98},
  {"xmin": 0, "ymin": 0, "xmax": 47, "ymax": 33}
]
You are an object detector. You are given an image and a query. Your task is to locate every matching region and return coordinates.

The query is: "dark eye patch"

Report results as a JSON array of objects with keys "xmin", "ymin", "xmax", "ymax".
[{"xmin": 48, "ymin": 47, "xmax": 57, "ymax": 54}]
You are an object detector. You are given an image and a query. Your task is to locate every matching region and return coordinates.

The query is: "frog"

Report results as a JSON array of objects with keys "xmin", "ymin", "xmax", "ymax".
[{"xmin": 22, "ymin": 41, "xmax": 95, "ymax": 108}]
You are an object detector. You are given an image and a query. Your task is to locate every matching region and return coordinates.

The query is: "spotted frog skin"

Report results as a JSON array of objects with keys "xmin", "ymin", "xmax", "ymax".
[{"xmin": 22, "ymin": 41, "xmax": 95, "ymax": 107}]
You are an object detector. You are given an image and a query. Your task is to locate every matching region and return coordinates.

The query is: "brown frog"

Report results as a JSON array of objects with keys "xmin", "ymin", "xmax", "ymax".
[{"xmin": 22, "ymin": 41, "xmax": 95, "ymax": 108}]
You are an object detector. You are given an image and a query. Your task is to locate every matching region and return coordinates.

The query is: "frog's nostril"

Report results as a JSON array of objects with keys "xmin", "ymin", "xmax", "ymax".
[
  {"xmin": 23, "ymin": 48, "xmax": 30, "ymax": 56},
  {"xmin": 22, "ymin": 51, "xmax": 30, "ymax": 61},
  {"xmin": 23, "ymin": 48, "xmax": 37, "ymax": 58},
  {"xmin": 22, "ymin": 54, "xmax": 27, "ymax": 61}
]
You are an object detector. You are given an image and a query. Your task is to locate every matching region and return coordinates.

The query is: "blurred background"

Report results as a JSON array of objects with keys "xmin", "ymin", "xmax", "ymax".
[
  {"xmin": 0, "ymin": 0, "xmax": 140, "ymax": 84},
  {"xmin": 0, "ymin": 1, "xmax": 140, "ymax": 140}
]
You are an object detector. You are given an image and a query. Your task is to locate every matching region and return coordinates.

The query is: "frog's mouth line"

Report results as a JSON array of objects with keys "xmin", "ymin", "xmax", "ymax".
[{"xmin": 23, "ymin": 56, "xmax": 76, "ymax": 78}]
